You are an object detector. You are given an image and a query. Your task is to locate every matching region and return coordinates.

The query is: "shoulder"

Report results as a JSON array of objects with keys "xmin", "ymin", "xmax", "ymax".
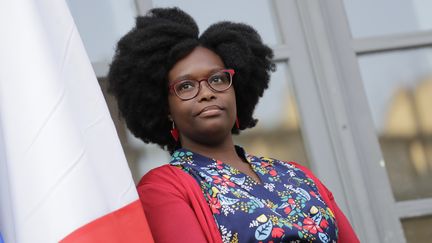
[
  {"xmin": 137, "ymin": 164, "xmax": 194, "ymax": 199},
  {"xmin": 265, "ymin": 158, "xmax": 317, "ymax": 179},
  {"xmin": 137, "ymin": 164, "xmax": 183, "ymax": 186},
  {"xmin": 137, "ymin": 164, "xmax": 189, "ymax": 188},
  {"xmin": 256, "ymin": 155, "xmax": 311, "ymax": 174},
  {"xmin": 285, "ymin": 161, "xmax": 315, "ymax": 177},
  {"xmin": 137, "ymin": 164, "xmax": 207, "ymax": 202},
  {"xmin": 287, "ymin": 161, "xmax": 335, "ymax": 201},
  {"xmin": 265, "ymin": 158, "xmax": 335, "ymax": 200}
]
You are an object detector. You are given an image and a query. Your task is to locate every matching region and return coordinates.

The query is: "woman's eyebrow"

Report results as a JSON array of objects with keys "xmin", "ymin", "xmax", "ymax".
[
  {"xmin": 172, "ymin": 74, "xmax": 192, "ymax": 82},
  {"xmin": 172, "ymin": 68, "xmax": 225, "ymax": 82},
  {"xmin": 209, "ymin": 67, "xmax": 225, "ymax": 74}
]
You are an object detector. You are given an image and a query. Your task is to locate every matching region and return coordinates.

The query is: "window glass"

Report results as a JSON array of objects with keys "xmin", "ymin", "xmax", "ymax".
[
  {"xmin": 358, "ymin": 48, "xmax": 432, "ymax": 201},
  {"xmin": 66, "ymin": 0, "xmax": 137, "ymax": 63},
  {"xmin": 343, "ymin": 0, "xmax": 432, "ymax": 38},
  {"xmin": 152, "ymin": 0, "xmax": 281, "ymax": 45},
  {"xmin": 402, "ymin": 215, "xmax": 432, "ymax": 242}
]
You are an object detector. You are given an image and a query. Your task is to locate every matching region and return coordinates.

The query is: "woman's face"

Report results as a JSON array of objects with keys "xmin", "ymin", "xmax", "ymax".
[{"xmin": 168, "ymin": 46, "xmax": 237, "ymax": 146}]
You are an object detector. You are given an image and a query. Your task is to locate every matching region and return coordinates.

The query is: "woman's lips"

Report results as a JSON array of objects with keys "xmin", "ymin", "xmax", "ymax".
[{"xmin": 197, "ymin": 105, "xmax": 223, "ymax": 117}]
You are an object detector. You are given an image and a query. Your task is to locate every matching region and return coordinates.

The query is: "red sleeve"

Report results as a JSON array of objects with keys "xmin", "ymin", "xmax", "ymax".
[
  {"xmin": 289, "ymin": 162, "xmax": 360, "ymax": 243},
  {"xmin": 320, "ymin": 184, "xmax": 360, "ymax": 243},
  {"xmin": 136, "ymin": 166, "xmax": 209, "ymax": 243}
]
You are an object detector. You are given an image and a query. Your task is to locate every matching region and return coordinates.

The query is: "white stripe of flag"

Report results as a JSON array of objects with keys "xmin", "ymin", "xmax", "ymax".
[{"xmin": 0, "ymin": 0, "xmax": 153, "ymax": 242}]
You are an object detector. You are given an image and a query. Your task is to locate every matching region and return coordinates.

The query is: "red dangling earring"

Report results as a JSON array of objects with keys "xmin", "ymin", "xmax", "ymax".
[
  {"xmin": 170, "ymin": 122, "xmax": 179, "ymax": 142},
  {"xmin": 235, "ymin": 117, "xmax": 240, "ymax": 129}
]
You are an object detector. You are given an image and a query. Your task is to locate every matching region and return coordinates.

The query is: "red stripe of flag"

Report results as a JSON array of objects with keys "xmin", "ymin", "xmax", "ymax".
[{"xmin": 61, "ymin": 200, "xmax": 154, "ymax": 243}]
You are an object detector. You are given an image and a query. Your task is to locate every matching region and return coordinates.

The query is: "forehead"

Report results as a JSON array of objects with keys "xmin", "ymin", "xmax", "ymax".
[{"xmin": 168, "ymin": 46, "xmax": 225, "ymax": 81}]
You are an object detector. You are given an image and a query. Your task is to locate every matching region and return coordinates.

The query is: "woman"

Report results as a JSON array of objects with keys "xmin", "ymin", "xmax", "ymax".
[{"xmin": 108, "ymin": 7, "xmax": 359, "ymax": 243}]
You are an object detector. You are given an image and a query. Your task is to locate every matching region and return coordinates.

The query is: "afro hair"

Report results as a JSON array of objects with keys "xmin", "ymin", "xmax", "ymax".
[{"xmin": 108, "ymin": 7, "xmax": 275, "ymax": 153}]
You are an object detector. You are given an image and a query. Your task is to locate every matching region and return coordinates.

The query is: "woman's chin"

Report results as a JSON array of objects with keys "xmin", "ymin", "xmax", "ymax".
[{"xmin": 193, "ymin": 125, "xmax": 232, "ymax": 143}]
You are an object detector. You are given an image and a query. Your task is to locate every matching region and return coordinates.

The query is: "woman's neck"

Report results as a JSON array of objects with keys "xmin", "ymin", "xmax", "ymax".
[
  {"xmin": 180, "ymin": 136, "xmax": 243, "ymax": 164},
  {"xmin": 180, "ymin": 135, "xmax": 262, "ymax": 184}
]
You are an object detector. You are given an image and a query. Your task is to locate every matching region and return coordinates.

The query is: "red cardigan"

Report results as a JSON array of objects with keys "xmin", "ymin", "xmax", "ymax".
[{"xmin": 137, "ymin": 163, "xmax": 359, "ymax": 243}]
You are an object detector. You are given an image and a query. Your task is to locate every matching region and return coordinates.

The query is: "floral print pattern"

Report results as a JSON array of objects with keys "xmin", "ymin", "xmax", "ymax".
[{"xmin": 170, "ymin": 146, "xmax": 338, "ymax": 243}]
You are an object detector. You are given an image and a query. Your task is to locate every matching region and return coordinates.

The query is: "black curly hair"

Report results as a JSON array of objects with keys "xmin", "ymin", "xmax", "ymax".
[{"xmin": 108, "ymin": 7, "xmax": 275, "ymax": 153}]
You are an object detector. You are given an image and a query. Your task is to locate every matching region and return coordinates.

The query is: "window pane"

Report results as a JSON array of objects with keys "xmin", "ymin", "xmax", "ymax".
[
  {"xmin": 234, "ymin": 62, "xmax": 310, "ymax": 168},
  {"xmin": 402, "ymin": 215, "xmax": 432, "ymax": 242},
  {"xmin": 66, "ymin": 0, "xmax": 137, "ymax": 63},
  {"xmin": 152, "ymin": 0, "xmax": 281, "ymax": 45},
  {"xmin": 358, "ymin": 48, "xmax": 432, "ymax": 201},
  {"xmin": 343, "ymin": 0, "xmax": 432, "ymax": 38}
]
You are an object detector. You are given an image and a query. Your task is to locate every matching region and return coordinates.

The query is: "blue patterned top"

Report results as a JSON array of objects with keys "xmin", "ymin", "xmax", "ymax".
[{"xmin": 170, "ymin": 146, "xmax": 338, "ymax": 243}]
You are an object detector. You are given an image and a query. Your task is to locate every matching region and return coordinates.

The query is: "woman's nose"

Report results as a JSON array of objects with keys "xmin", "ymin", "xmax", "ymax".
[{"xmin": 197, "ymin": 80, "xmax": 216, "ymax": 101}]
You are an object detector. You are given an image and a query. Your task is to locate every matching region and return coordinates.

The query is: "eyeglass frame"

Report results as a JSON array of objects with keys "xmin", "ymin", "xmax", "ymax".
[{"xmin": 168, "ymin": 69, "xmax": 235, "ymax": 101}]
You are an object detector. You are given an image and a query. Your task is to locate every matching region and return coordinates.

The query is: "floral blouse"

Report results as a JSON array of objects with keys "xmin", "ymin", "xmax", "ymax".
[{"xmin": 170, "ymin": 146, "xmax": 338, "ymax": 243}]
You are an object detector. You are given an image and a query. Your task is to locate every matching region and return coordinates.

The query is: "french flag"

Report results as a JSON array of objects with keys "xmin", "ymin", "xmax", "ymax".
[{"xmin": 0, "ymin": 0, "xmax": 154, "ymax": 242}]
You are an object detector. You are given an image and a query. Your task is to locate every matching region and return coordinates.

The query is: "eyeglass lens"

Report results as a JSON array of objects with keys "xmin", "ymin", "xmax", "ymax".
[{"xmin": 174, "ymin": 70, "xmax": 232, "ymax": 100}]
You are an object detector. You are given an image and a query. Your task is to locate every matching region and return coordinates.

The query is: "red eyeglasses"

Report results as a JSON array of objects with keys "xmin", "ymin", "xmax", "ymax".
[{"xmin": 168, "ymin": 69, "xmax": 235, "ymax": 100}]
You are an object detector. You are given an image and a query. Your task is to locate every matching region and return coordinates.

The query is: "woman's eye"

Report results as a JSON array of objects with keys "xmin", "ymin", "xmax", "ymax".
[
  {"xmin": 176, "ymin": 81, "xmax": 195, "ymax": 91},
  {"xmin": 209, "ymin": 74, "xmax": 227, "ymax": 84}
]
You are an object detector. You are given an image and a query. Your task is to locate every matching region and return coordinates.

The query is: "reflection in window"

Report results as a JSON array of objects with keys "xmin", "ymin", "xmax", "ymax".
[{"xmin": 358, "ymin": 48, "xmax": 432, "ymax": 201}]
